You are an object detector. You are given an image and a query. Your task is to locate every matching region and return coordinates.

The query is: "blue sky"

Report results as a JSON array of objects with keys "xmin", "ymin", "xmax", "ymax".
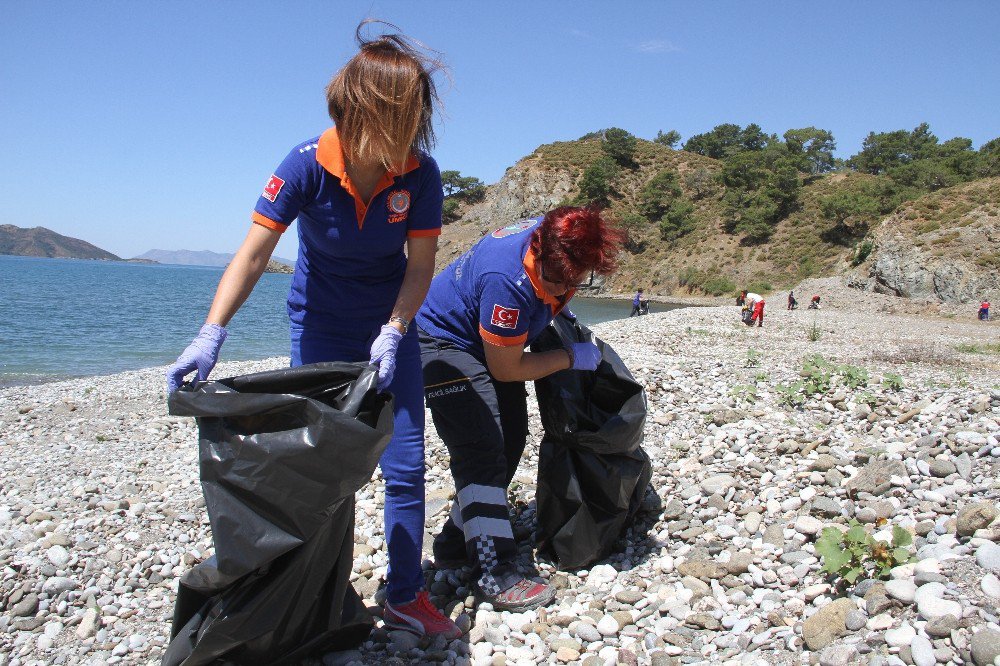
[{"xmin": 2, "ymin": 2, "xmax": 999, "ymax": 260}]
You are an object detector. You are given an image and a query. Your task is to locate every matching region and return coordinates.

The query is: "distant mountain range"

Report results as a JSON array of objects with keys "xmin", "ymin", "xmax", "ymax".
[
  {"xmin": 0, "ymin": 225, "xmax": 296, "ymax": 268},
  {"xmin": 0, "ymin": 225, "xmax": 121, "ymax": 260},
  {"xmin": 134, "ymin": 249, "xmax": 295, "ymax": 268}
]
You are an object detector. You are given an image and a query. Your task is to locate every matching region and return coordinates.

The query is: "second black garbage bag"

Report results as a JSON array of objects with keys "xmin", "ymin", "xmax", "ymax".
[
  {"xmin": 530, "ymin": 313, "xmax": 651, "ymax": 570},
  {"xmin": 163, "ymin": 362, "xmax": 393, "ymax": 666}
]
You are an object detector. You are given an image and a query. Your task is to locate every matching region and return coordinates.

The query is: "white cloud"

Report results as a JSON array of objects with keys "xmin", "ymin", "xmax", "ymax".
[{"xmin": 633, "ymin": 39, "xmax": 680, "ymax": 54}]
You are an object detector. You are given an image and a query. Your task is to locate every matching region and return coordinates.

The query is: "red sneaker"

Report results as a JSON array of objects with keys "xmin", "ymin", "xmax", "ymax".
[
  {"xmin": 478, "ymin": 576, "xmax": 555, "ymax": 611},
  {"xmin": 383, "ymin": 591, "xmax": 462, "ymax": 639}
]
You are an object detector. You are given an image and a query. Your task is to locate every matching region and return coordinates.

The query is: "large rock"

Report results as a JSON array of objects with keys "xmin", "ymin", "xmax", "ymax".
[
  {"xmin": 676, "ymin": 560, "xmax": 727, "ymax": 580},
  {"xmin": 977, "ymin": 542, "xmax": 1000, "ymax": 573},
  {"xmin": 970, "ymin": 628, "xmax": 1000, "ymax": 666},
  {"xmin": 802, "ymin": 598, "xmax": 856, "ymax": 651},
  {"xmin": 957, "ymin": 503, "xmax": 999, "ymax": 537},
  {"xmin": 846, "ymin": 459, "xmax": 906, "ymax": 495},
  {"xmin": 700, "ymin": 474, "xmax": 737, "ymax": 496}
]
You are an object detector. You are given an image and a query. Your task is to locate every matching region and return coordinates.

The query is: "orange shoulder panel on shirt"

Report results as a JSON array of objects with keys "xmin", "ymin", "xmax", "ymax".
[
  {"xmin": 251, "ymin": 211, "xmax": 287, "ymax": 233},
  {"xmin": 479, "ymin": 325, "xmax": 528, "ymax": 348}
]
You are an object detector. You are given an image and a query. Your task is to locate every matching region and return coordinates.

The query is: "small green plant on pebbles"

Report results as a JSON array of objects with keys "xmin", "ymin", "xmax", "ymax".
[
  {"xmin": 883, "ymin": 373, "xmax": 904, "ymax": 391},
  {"xmin": 730, "ymin": 384, "xmax": 758, "ymax": 404},
  {"xmin": 838, "ymin": 364, "xmax": 869, "ymax": 389},
  {"xmin": 745, "ymin": 348, "xmax": 761, "ymax": 368},
  {"xmin": 776, "ymin": 381, "xmax": 806, "ymax": 407},
  {"xmin": 857, "ymin": 391, "xmax": 878, "ymax": 407},
  {"xmin": 816, "ymin": 520, "xmax": 914, "ymax": 587}
]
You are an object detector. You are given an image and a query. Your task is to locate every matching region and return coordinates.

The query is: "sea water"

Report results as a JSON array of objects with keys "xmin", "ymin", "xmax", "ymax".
[{"xmin": 0, "ymin": 255, "xmax": 681, "ymax": 386}]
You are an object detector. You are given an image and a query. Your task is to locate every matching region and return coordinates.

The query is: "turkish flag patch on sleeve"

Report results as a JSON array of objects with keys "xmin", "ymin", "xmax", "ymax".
[
  {"xmin": 262, "ymin": 175, "xmax": 285, "ymax": 202},
  {"xmin": 491, "ymin": 304, "xmax": 520, "ymax": 329}
]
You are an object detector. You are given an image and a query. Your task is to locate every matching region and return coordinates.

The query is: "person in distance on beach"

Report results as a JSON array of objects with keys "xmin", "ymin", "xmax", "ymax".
[
  {"xmin": 744, "ymin": 291, "xmax": 765, "ymax": 327},
  {"xmin": 979, "ymin": 299, "xmax": 990, "ymax": 321},
  {"xmin": 630, "ymin": 287, "xmax": 644, "ymax": 316},
  {"xmin": 415, "ymin": 206, "xmax": 625, "ymax": 611},
  {"xmin": 165, "ymin": 21, "xmax": 460, "ymax": 639}
]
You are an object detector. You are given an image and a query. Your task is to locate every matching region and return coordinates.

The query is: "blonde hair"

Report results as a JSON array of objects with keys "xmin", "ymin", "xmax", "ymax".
[{"xmin": 326, "ymin": 20, "xmax": 444, "ymax": 171}]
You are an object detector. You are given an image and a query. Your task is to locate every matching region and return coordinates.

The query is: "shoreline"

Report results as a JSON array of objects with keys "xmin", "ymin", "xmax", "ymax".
[{"xmin": 1, "ymin": 305, "xmax": 998, "ymax": 664}]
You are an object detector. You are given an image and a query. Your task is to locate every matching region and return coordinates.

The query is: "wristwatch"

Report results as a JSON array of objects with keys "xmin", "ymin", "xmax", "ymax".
[{"xmin": 388, "ymin": 316, "xmax": 409, "ymax": 334}]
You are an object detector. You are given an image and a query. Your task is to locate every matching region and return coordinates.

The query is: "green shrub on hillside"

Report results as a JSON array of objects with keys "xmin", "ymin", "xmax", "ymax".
[
  {"xmin": 720, "ymin": 147, "xmax": 801, "ymax": 242},
  {"xmin": 744, "ymin": 279, "xmax": 772, "ymax": 294},
  {"xmin": 602, "ymin": 128, "xmax": 638, "ymax": 168},
  {"xmin": 979, "ymin": 137, "xmax": 1000, "ymax": 177},
  {"xmin": 701, "ymin": 274, "xmax": 737, "ymax": 296},
  {"xmin": 683, "ymin": 167, "xmax": 715, "ymax": 199},
  {"xmin": 684, "ymin": 123, "xmax": 770, "ymax": 159},
  {"xmin": 848, "ymin": 123, "xmax": 986, "ymax": 194},
  {"xmin": 618, "ymin": 211, "xmax": 648, "ymax": 252},
  {"xmin": 851, "ymin": 239, "xmax": 875, "ymax": 266},
  {"xmin": 638, "ymin": 170, "xmax": 682, "ymax": 220},
  {"xmin": 575, "ymin": 156, "xmax": 620, "ymax": 205},
  {"xmin": 442, "ymin": 198, "xmax": 460, "ymax": 223},
  {"xmin": 783, "ymin": 127, "xmax": 837, "ymax": 175},
  {"xmin": 659, "ymin": 200, "xmax": 696, "ymax": 241},
  {"xmin": 653, "ymin": 129, "xmax": 681, "ymax": 148}
]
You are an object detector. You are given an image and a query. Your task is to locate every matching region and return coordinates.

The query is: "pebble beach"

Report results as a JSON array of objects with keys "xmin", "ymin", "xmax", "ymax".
[{"xmin": 1, "ymin": 302, "xmax": 999, "ymax": 666}]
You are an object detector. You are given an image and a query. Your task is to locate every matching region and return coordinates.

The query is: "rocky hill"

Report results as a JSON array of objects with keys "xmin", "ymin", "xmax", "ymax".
[
  {"xmin": 439, "ymin": 141, "xmax": 1000, "ymax": 304},
  {"xmin": 0, "ymin": 225, "xmax": 120, "ymax": 260},
  {"xmin": 851, "ymin": 178, "xmax": 1000, "ymax": 303},
  {"xmin": 264, "ymin": 259, "xmax": 293, "ymax": 274}
]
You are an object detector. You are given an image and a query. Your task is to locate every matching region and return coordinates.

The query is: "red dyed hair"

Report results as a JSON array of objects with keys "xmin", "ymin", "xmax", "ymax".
[{"xmin": 530, "ymin": 205, "xmax": 625, "ymax": 283}]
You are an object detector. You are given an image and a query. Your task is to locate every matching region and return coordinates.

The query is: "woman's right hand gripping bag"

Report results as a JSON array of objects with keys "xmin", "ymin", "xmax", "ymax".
[
  {"xmin": 530, "ymin": 313, "xmax": 652, "ymax": 571},
  {"xmin": 163, "ymin": 363, "xmax": 393, "ymax": 666}
]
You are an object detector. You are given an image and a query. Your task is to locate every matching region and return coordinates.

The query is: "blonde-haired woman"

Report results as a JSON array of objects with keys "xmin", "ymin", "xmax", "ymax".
[{"xmin": 167, "ymin": 22, "xmax": 459, "ymax": 638}]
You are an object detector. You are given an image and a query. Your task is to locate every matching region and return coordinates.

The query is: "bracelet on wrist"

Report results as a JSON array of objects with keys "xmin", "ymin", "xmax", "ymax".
[
  {"xmin": 564, "ymin": 346, "xmax": 574, "ymax": 368},
  {"xmin": 388, "ymin": 316, "xmax": 409, "ymax": 334}
]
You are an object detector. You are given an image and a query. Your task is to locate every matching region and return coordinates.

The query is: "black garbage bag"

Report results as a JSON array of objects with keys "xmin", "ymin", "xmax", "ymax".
[
  {"xmin": 163, "ymin": 362, "xmax": 393, "ymax": 666},
  {"xmin": 530, "ymin": 313, "xmax": 652, "ymax": 570}
]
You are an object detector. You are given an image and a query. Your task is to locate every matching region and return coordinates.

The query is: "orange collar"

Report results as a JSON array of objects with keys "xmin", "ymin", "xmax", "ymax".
[
  {"xmin": 315, "ymin": 127, "xmax": 419, "ymax": 179},
  {"xmin": 522, "ymin": 248, "xmax": 573, "ymax": 311},
  {"xmin": 315, "ymin": 127, "xmax": 420, "ymax": 228}
]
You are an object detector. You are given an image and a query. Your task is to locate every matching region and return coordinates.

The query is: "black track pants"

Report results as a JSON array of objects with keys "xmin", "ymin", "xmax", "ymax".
[{"xmin": 418, "ymin": 329, "xmax": 528, "ymax": 594}]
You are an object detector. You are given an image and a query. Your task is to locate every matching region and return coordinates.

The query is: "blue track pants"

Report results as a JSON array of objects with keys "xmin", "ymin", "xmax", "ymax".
[{"xmin": 290, "ymin": 323, "xmax": 425, "ymax": 605}]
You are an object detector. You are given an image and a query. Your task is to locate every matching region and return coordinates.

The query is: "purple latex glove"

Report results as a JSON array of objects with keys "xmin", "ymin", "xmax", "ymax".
[
  {"xmin": 567, "ymin": 342, "xmax": 601, "ymax": 371},
  {"xmin": 166, "ymin": 324, "xmax": 228, "ymax": 393},
  {"xmin": 369, "ymin": 324, "xmax": 403, "ymax": 391}
]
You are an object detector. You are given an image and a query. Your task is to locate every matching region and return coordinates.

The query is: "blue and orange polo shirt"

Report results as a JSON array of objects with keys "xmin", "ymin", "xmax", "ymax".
[
  {"xmin": 252, "ymin": 127, "xmax": 443, "ymax": 328},
  {"xmin": 416, "ymin": 218, "xmax": 571, "ymax": 362}
]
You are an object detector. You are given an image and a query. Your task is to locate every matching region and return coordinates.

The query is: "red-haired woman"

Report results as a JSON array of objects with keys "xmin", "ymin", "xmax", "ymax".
[
  {"xmin": 415, "ymin": 206, "xmax": 625, "ymax": 610},
  {"xmin": 166, "ymin": 23, "xmax": 460, "ymax": 638}
]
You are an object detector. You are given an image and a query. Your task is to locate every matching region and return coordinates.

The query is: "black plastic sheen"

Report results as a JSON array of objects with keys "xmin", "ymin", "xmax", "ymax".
[
  {"xmin": 162, "ymin": 363, "xmax": 392, "ymax": 665},
  {"xmin": 530, "ymin": 314, "xmax": 652, "ymax": 570}
]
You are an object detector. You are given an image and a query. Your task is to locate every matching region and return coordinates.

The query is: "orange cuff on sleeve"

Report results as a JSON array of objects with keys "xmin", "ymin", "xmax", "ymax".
[
  {"xmin": 251, "ymin": 211, "xmax": 287, "ymax": 233},
  {"xmin": 407, "ymin": 228, "xmax": 442, "ymax": 238},
  {"xmin": 479, "ymin": 325, "xmax": 528, "ymax": 348}
]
